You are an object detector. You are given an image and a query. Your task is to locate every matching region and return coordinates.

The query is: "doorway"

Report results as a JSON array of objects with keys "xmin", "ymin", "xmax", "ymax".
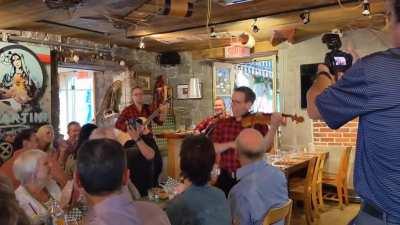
[{"xmin": 58, "ymin": 68, "xmax": 95, "ymax": 138}]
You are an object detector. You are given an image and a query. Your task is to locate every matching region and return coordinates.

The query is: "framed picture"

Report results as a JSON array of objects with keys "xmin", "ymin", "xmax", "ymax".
[
  {"xmin": 176, "ymin": 83, "xmax": 202, "ymax": 100},
  {"xmin": 176, "ymin": 84, "xmax": 189, "ymax": 99},
  {"xmin": 136, "ymin": 72, "xmax": 152, "ymax": 93}
]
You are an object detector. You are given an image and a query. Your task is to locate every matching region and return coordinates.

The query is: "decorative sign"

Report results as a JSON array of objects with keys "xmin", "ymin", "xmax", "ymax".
[
  {"xmin": 0, "ymin": 43, "xmax": 50, "ymax": 133},
  {"xmin": 224, "ymin": 45, "xmax": 251, "ymax": 59}
]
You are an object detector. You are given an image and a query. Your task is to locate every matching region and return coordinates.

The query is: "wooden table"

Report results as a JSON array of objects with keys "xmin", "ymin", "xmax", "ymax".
[
  {"xmin": 155, "ymin": 131, "xmax": 192, "ymax": 179},
  {"xmin": 272, "ymin": 151, "xmax": 329, "ymax": 177}
]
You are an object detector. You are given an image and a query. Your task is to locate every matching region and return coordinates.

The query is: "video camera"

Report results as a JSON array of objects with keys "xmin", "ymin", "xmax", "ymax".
[{"xmin": 322, "ymin": 33, "xmax": 353, "ymax": 74}]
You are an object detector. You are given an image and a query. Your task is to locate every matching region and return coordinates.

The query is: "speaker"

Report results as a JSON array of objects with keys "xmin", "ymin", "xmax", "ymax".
[
  {"xmin": 300, "ymin": 63, "xmax": 319, "ymax": 108},
  {"xmin": 157, "ymin": 52, "xmax": 181, "ymax": 66}
]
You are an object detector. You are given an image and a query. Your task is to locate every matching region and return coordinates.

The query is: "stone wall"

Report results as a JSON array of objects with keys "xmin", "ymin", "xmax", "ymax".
[{"xmin": 94, "ymin": 50, "xmax": 214, "ymax": 129}]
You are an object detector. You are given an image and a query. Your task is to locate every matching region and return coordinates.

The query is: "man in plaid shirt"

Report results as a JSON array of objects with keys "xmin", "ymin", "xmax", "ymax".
[
  {"xmin": 211, "ymin": 86, "xmax": 285, "ymax": 195},
  {"xmin": 194, "ymin": 97, "xmax": 229, "ymax": 135},
  {"xmin": 115, "ymin": 86, "xmax": 168, "ymax": 132}
]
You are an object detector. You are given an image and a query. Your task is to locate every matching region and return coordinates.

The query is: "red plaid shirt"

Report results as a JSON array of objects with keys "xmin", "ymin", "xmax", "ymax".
[
  {"xmin": 115, "ymin": 104, "xmax": 162, "ymax": 132},
  {"xmin": 194, "ymin": 115, "xmax": 215, "ymax": 133},
  {"xmin": 195, "ymin": 113, "xmax": 229, "ymax": 133},
  {"xmin": 210, "ymin": 116, "xmax": 269, "ymax": 173}
]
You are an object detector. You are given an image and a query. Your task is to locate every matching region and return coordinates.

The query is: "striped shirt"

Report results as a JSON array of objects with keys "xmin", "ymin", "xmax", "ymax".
[{"xmin": 316, "ymin": 48, "xmax": 400, "ymax": 220}]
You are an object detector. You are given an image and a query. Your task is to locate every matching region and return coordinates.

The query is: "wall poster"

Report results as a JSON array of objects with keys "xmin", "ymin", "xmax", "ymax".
[{"xmin": 0, "ymin": 42, "xmax": 51, "ymax": 160}]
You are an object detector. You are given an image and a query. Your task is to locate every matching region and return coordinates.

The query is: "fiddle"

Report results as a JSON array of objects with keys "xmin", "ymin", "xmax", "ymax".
[{"xmin": 241, "ymin": 113, "xmax": 304, "ymax": 127}]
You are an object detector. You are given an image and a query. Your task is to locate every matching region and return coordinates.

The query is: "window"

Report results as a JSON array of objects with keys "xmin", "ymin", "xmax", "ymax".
[
  {"xmin": 213, "ymin": 56, "xmax": 278, "ymax": 113},
  {"xmin": 59, "ymin": 69, "xmax": 95, "ymax": 137}
]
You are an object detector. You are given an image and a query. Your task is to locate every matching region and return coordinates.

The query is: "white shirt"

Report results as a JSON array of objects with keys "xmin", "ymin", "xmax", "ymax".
[{"xmin": 15, "ymin": 179, "xmax": 61, "ymax": 225}]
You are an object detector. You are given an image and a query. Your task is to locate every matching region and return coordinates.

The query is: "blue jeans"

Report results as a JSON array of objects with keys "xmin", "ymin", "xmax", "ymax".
[{"xmin": 348, "ymin": 211, "xmax": 400, "ymax": 225}]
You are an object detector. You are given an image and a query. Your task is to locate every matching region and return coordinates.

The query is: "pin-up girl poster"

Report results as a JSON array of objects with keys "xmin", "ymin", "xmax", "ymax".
[{"xmin": 0, "ymin": 45, "xmax": 47, "ymax": 112}]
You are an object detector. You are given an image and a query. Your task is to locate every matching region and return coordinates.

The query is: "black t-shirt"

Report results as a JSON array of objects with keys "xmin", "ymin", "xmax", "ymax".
[{"xmin": 124, "ymin": 134, "xmax": 163, "ymax": 196}]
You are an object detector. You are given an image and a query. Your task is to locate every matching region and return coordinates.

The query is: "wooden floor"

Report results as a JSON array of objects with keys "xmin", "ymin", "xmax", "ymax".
[{"xmin": 292, "ymin": 202, "xmax": 360, "ymax": 225}]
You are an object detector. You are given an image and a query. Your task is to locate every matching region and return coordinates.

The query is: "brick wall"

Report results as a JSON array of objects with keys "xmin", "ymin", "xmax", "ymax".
[{"xmin": 313, "ymin": 119, "xmax": 358, "ymax": 147}]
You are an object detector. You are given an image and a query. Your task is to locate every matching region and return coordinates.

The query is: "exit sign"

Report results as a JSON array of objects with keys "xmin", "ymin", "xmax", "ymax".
[{"xmin": 224, "ymin": 46, "xmax": 251, "ymax": 58}]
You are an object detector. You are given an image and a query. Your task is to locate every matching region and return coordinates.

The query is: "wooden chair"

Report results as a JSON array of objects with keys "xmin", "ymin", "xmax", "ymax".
[
  {"xmin": 310, "ymin": 153, "xmax": 327, "ymax": 219},
  {"xmin": 263, "ymin": 199, "xmax": 293, "ymax": 225},
  {"xmin": 322, "ymin": 146, "xmax": 352, "ymax": 210},
  {"xmin": 289, "ymin": 157, "xmax": 317, "ymax": 225}
]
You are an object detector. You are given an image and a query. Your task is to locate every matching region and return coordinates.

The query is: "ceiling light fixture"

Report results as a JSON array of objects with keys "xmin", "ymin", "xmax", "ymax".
[
  {"xmin": 362, "ymin": 0, "xmax": 371, "ymax": 16},
  {"xmin": 251, "ymin": 19, "xmax": 260, "ymax": 33},
  {"xmin": 210, "ymin": 26, "xmax": 217, "ymax": 38},
  {"xmin": 139, "ymin": 37, "xmax": 145, "ymax": 49},
  {"xmin": 300, "ymin": 10, "xmax": 310, "ymax": 24}
]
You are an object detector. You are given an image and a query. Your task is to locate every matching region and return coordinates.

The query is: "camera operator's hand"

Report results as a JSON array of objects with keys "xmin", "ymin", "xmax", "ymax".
[
  {"xmin": 345, "ymin": 40, "xmax": 360, "ymax": 62},
  {"xmin": 317, "ymin": 64, "xmax": 344, "ymax": 83},
  {"xmin": 318, "ymin": 64, "xmax": 330, "ymax": 74}
]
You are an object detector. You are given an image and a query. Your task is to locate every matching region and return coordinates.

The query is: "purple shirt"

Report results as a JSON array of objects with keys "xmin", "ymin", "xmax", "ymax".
[
  {"xmin": 85, "ymin": 191, "xmax": 142, "ymax": 225},
  {"xmin": 85, "ymin": 190, "xmax": 170, "ymax": 225}
]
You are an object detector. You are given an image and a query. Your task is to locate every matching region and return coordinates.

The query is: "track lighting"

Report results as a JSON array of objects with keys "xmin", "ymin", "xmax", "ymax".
[
  {"xmin": 251, "ymin": 19, "xmax": 260, "ymax": 33},
  {"xmin": 362, "ymin": 0, "xmax": 370, "ymax": 16},
  {"xmin": 300, "ymin": 10, "xmax": 310, "ymax": 24},
  {"xmin": 139, "ymin": 37, "xmax": 145, "ymax": 49},
  {"xmin": 72, "ymin": 54, "xmax": 79, "ymax": 63},
  {"xmin": 210, "ymin": 26, "xmax": 217, "ymax": 38}
]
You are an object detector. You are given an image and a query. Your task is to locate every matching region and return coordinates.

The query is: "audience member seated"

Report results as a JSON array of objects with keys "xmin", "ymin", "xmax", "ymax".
[
  {"xmin": 88, "ymin": 127, "xmax": 141, "ymax": 200},
  {"xmin": 76, "ymin": 139, "xmax": 170, "ymax": 225},
  {"xmin": 36, "ymin": 125, "xmax": 55, "ymax": 153},
  {"xmin": 229, "ymin": 129, "xmax": 288, "ymax": 225},
  {"xmin": 89, "ymin": 127, "xmax": 118, "ymax": 140},
  {"xmin": 64, "ymin": 123, "xmax": 97, "ymax": 178},
  {"xmin": 0, "ymin": 129, "xmax": 39, "ymax": 189},
  {"xmin": 123, "ymin": 122, "xmax": 162, "ymax": 197},
  {"xmin": 2, "ymin": 131, "xmax": 16, "ymax": 145},
  {"xmin": 13, "ymin": 150, "xmax": 68, "ymax": 225},
  {"xmin": 0, "ymin": 174, "xmax": 30, "ymax": 225},
  {"xmin": 165, "ymin": 135, "xmax": 231, "ymax": 225},
  {"xmin": 59, "ymin": 121, "xmax": 81, "ymax": 167}
]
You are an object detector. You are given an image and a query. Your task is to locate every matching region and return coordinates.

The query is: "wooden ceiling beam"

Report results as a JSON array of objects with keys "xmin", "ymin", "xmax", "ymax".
[
  {"xmin": 126, "ymin": 0, "xmax": 363, "ymax": 38},
  {"xmin": 142, "ymin": 0, "xmax": 385, "ymax": 52},
  {"xmin": 191, "ymin": 40, "xmax": 278, "ymax": 60}
]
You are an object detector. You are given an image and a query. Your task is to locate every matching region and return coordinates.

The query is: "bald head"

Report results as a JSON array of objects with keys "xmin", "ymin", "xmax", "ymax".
[
  {"xmin": 89, "ymin": 127, "xmax": 117, "ymax": 141},
  {"xmin": 236, "ymin": 128, "xmax": 266, "ymax": 160}
]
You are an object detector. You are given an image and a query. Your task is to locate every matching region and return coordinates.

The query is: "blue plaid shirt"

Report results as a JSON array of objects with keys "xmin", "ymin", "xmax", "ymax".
[
  {"xmin": 316, "ymin": 48, "xmax": 400, "ymax": 220},
  {"xmin": 228, "ymin": 160, "xmax": 288, "ymax": 225}
]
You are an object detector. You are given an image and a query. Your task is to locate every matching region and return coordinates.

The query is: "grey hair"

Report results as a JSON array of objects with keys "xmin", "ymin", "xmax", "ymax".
[{"xmin": 13, "ymin": 150, "xmax": 47, "ymax": 185}]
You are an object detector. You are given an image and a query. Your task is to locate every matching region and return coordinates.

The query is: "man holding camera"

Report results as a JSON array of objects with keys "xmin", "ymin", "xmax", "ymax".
[{"xmin": 307, "ymin": 1, "xmax": 400, "ymax": 224}]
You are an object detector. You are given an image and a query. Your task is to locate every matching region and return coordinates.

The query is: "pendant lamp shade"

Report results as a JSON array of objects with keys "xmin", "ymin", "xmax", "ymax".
[{"xmin": 188, "ymin": 77, "xmax": 201, "ymax": 99}]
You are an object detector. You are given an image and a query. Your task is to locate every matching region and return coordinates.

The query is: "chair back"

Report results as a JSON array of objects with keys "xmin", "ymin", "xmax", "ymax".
[
  {"xmin": 337, "ymin": 147, "xmax": 352, "ymax": 183},
  {"xmin": 263, "ymin": 199, "xmax": 293, "ymax": 225},
  {"xmin": 304, "ymin": 156, "xmax": 317, "ymax": 194},
  {"xmin": 316, "ymin": 153, "xmax": 327, "ymax": 184}
]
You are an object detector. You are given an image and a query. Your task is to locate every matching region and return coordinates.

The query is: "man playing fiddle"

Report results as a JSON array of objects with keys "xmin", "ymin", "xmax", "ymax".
[
  {"xmin": 193, "ymin": 97, "xmax": 229, "ymax": 135},
  {"xmin": 210, "ymin": 86, "xmax": 286, "ymax": 195},
  {"xmin": 115, "ymin": 86, "xmax": 168, "ymax": 132}
]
